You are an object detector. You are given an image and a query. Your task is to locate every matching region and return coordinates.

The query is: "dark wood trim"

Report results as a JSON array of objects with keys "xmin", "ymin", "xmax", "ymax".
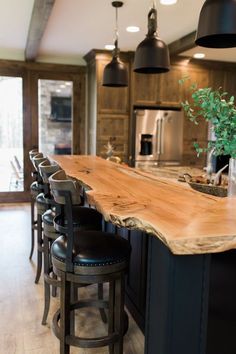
[
  {"xmin": 0, "ymin": 59, "xmax": 86, "ymax": 74},
  {"xmin": 25, "ymin": 0, "xmax": 56, "ymax": 61},
  {"xmin": 168, "ymin": 31, "xmax": 197, "ymax": 56}
]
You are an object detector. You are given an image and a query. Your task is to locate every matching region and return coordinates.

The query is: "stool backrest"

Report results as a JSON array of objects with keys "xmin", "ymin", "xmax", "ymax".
[
  {"xmin": 32, "ymin": 153, "xmax": 47, "ymax": 171},
  {"xmin": 38, "ymin": 159, "xmax": 61, "ymax": 184},
  {"xmin": 49, "ymin": 170, "xmax": 82, "ymax": 206},
  {"xmin": 29, "ymin": 149, "xmax": 38, "ymax": 160}
]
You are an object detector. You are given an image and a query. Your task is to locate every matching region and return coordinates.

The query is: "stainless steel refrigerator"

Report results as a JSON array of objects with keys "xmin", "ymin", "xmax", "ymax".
[{"xmin": 133, "ymin": 108, "xmax": 183, "ymax": 167}]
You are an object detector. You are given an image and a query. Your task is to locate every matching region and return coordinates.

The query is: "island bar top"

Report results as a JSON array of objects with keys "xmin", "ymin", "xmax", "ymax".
[{"xmin": 50, "ymin": 155, "xmax": 236, "ymax": 255}]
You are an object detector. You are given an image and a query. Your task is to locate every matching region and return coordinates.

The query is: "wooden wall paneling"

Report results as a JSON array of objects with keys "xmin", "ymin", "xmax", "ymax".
[
  {"xmin": 179, "ymin": 65, "xmax": 210, "ymax": 167},
  {"xmin": 223, "ymin": 70, "xmax": 236, "ymax": 97},
  {"xmin": 209, "ymin": 69, "xmax": 226, "ymax": 91},
  {"xmin": 159, "ymin": 64, "xmax": 184, "ymax": 104}
]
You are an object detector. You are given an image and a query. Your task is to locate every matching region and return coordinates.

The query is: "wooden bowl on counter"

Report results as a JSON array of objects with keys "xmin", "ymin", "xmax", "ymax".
[
  {"xmin": 188, "ymin": 181, "xmax": 228, "ymax": 197},
  {"xmin": 180, "ymin": 173, "xmax": 228, "ymax": 197}
]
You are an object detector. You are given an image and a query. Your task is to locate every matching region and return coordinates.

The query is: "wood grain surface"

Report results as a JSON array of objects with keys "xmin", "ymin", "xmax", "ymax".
[{"xmin": 50, "ymin": 155, "xmax": 236, "ymax": 255}]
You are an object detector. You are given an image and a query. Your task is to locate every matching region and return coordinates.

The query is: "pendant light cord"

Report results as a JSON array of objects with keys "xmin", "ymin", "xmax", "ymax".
[
  {"xmin": 147, "ymin": 7, "xmax": 158, "ymax": 37},
  {"xmin": 113, "ymin": 5, "xmax": 119, "ymax": 57}
]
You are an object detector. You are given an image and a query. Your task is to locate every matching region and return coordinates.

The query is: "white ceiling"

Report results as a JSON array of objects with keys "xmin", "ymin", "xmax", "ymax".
[{"xmin": 0, "ymin": 0, "xmax": 235, "ymax": 65}]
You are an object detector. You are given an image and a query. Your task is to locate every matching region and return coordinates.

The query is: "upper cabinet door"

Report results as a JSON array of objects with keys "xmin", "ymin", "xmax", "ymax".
[
  {"xmin": 132, "ymin": 71, "xmax": 160, "ymax": 105},
  {"xmin": 97, "ymin": 59, "xmax": 130, "ymax": 115}
]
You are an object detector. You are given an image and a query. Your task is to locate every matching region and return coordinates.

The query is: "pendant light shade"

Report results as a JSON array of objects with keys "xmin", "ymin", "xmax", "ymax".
[
  {"xmin": 102, "ymin": 1, "xmax": 128, "ymax": 87},
  {"xmin": 103, "ymin": 51, "xmax": 128, "ymax": 87},
  {"xmin": 134, "ymin": 7, "xmax": 170, "ymax": 74},
  {"xmin": 195, "ymin": 0, "xmax": 236, "ymax": 48}
]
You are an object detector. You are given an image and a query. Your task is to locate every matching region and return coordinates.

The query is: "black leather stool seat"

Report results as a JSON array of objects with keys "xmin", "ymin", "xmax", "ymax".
[
  {"xmin": 52, "ymin": 232, "xmax": 131, "ymax": 274},
  {"xmin": 30, "ymin": 181, "xmax": 43, "ymax": 197},
  {"xmin": 54, "ymin": 206, "xmax": 102, "ymax": 233},
  {"xmin": 36, "ymin": 193, "xmax": 48, "ymax": 214},
  {"xmin": 43, "ymin": 209, "xmax": 54, "ymax": 226},
  {"xmin": 43, "ymin": 209, "xmax": 59, "ymax": 239}
]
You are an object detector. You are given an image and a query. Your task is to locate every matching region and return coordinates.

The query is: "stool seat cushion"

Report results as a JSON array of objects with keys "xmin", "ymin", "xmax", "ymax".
[
  {"xmin": 36, "ymin": 193, "xmax": 48, "ymax": 205},
  {"xmin": 30, "ymin": 181, "xmax": 43, "ymax": 197},
  {"xmin": 30, "ymin": 181, "xmax": 40, "ymax": 192},
  {"xmin": 54, "ymin": 206, "xmax": 102, "ymax": 232},
  {"xmin": 52, "ymin": 232, "xmax": 131, "ymax": 267},
  {"xmin": 43, "ymin": 209, "xmax": 55, "ymax": 225}
]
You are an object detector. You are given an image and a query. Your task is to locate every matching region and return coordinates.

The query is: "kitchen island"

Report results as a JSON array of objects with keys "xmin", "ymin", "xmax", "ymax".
[{"xmin": 50, "ymin": 155, "xmax": 236, "ymax": 354}]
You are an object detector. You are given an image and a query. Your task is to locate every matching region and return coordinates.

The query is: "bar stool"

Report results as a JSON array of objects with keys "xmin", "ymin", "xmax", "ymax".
[
  {"xmin": 39, "ymin": 168, "xmax": 106, "ymax": 326},
  {"xmin": 32, "ymin": 154, "xmax": 49, "ymax": 283},
  {"xmin": 29, "ymin": 149, "xmax": 43, "ymax": 260},
  {"xmin": 49, "ymin": 170, "xmax": 131, "ymax": 354},
  {"xmin": 38, "ymin": 159, "xmax": 61, "ymax": 325}
]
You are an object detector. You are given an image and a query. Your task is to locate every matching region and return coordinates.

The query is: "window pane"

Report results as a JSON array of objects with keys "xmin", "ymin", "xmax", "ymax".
[{"xmin": 0, "ymin": 76, "xmax": 23, "ymax": 192}]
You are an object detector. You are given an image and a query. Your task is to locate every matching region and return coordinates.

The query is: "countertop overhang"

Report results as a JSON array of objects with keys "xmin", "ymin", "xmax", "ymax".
[{"xmin": 50, "ymin": 155, "xmax": 236, "ymax": 255}]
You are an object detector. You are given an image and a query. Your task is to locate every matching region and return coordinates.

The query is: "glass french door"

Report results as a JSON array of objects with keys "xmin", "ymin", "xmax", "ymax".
[{"xmin": 0, "ymin": 76, "xmax": 24, "ymax": 196}]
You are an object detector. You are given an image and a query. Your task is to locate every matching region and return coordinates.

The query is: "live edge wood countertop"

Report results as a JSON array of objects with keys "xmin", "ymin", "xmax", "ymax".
[{"xmin": 50, "ymin": 155, "xmax": 236, "ymax": 255}]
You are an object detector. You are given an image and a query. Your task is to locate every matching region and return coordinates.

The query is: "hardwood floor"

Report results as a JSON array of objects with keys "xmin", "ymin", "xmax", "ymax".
[{"xmin": 0, "ymin": 203, "xmax": 144, "ymax": 354}]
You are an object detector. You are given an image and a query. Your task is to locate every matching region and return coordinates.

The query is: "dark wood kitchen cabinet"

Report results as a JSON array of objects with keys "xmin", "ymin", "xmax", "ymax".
[
  {"xmin": 97, "ymin": 59, "xmax": 129, "ymax": 115},
  {"xmin": 132, "ymin": 71, "xmax": 160, "ymax": 105},
  {"xmin": 104, "ymin": 221, "xmax": 148, "ymax": 333},
  {"xmin": 132, "ymin": 63, "xmax": 182, "ymax": 106},
  {"xmin": 84, "ymin": 50, "xmax": 131, "ymax": 162}
]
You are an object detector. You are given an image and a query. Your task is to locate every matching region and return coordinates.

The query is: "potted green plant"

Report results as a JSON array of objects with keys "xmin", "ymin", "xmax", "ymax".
[{"xmin": 179, "ymin": 76, "xmax": 236, "ymax": 196}]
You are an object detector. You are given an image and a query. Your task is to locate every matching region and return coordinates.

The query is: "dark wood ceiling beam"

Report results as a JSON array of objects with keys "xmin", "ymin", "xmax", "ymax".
[
  {"xmin": 168, "ymin": 31, "xmax": 197, "ymax": 56},
  {"xmin": 25, "ymin": 0, "xmax": 55, "ymax": 61}
]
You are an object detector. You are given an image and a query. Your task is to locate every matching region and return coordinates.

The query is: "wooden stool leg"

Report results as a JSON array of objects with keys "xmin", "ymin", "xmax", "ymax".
[
  {"xmin": 29, "ymin": 197, "xmax": 35, "ymax": 259},
  {"xmin": 113, "ymin": 276, "xmax": 125, "ymax": 354},
  {"xmin": 42, "ymin": 235, "xmax": 50, "ymax": 325},
  {"xmin": 109, "ymin": 280, "xmax": 115, "ymax": 354},
  {"xmin": 60, "ymin": 273, "xmax": 71, "ymax": 354},
  {"xmin": 52, "ymin": 272, "xmax": 57, "ymax": 297},
  {"xmin": 98, "ymin": 283, "xmax": 107, "ymax": 323},
  {"xmin": 35, "ymin": 213, "xmax": 43, "ymax": 284},
  {"xmin": 70, "ymin": 282, "xmax": 77, "ymax": 336}
]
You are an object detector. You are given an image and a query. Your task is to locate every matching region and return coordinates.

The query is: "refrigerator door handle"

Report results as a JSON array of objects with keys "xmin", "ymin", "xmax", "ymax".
[
  {"xmin": 157, "ymin": 119, "xmax": 162, "ymax": 155},
  {"xmin": 160, "ymin": 117, "xmax": 164, "ymax": 155}
]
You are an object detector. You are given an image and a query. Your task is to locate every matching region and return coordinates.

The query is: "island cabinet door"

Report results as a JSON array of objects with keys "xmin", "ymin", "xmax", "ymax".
[
  {"xmin": 117, "ymin": 227, "xmax": 148, "ymax": 333},
  {"xmin": 145, "ymin": 235, "xmax": 211, "ymax": 354},
  {"xmin": 103, "ymin": 221, "xmax": 148, "ymax": 333}
]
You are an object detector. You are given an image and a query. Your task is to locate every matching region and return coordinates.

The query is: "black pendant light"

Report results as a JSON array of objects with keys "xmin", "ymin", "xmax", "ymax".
[
  {"xmin": 102, "ymin": 1, "xmax": 128, "ymax": 87},
  {"xmin": 196, "ymin": 0, "xmax": 236, "ymax": 48},
  {"xmin": 133, "ymin": 2, "xmax": 170, "ymax": 74}
]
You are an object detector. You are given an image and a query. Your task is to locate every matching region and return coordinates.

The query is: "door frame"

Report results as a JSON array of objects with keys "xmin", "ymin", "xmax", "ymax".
[{"xmin": 0, "ymin": 66, "xmax": 31, "ymax": 203}]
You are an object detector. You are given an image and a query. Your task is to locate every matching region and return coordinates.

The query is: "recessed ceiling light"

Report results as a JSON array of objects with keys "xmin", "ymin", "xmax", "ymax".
[
  {"xmin": 126, "ymin": 26, "xmax": 140, "ymax": 33},
  {"xmin": 193, "ymin": 53, "xmax": 205, "ymax": 59},
  {"xmin": 60, "ymin": 84, "xmax": 66, "ymax": 88},
  {"xmin": 65, "ymin": 82, "xmax": 72, "ymax": 86},
  {"xmin": 56, "ymin": 89, "xmax": 61, "ymax": 93},
  {"xmin": 105, "ymin": 44, "xmax": 115, "ymax": 50},
  {"xmin": 160, "ymin": 0, "xmax": 177, "ymax": 5}
]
